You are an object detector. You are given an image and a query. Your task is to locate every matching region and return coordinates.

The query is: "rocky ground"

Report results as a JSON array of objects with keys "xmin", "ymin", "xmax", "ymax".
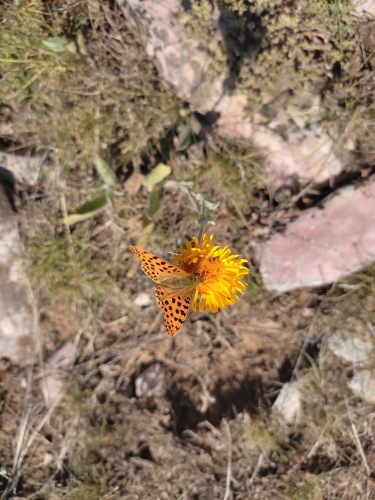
[{"xmin": 1, "ymin": 0, "xmax": 375, "ymax": 498}]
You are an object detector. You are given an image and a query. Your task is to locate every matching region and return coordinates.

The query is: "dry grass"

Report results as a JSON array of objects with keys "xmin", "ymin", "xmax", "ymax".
[{"xmin": 1, "ymin": 0, "xmax": 375, "ymax": 498}]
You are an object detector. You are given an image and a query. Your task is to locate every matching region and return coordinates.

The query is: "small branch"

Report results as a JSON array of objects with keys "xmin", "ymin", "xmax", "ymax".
[
  {"xmin": 352, "ymin": 422, "xmax": 371, "ymax": 477},
  {"xmin": 12, "ymin": 406, "xmax": 31, "ymax": 476},
  {"xmin": 223, "ymin": 419, "xmax": 232, "ymax": 500},
  {"xmin": 176, "ymin": 362, "xmax": 216, "ymax": 412},
  {"xmin": 18, "ymin": 394, "xmax": 63, "ymax": 466},
  {"xmin": 56, "ymin": 414, "xmax": 80, "ymax": 470},
  {"xmin": 249, "ymin": 452, "xmax": 263, "ymax": 485},
  {"xmin": 145, "ymin": 310, "xmax": 163, "ymax": 338},
  {"xmin": 344, "ymin": 397, "xmax": 371, "ymax": 477},
  {"xmin": 307, "ymin": 423, "xmax": 327, "ymax": 459},
  {"xmin": 294, "ymin": 304, "xmax": 321, "ymax": 377},
  {"xmin": 2, "ymin": 395, "xmax": 63, "ymax": 500},
  {"xmin": 204, "ymin": 420, "xmax": 222, "ymax": 439},
  {"xmin": 94, "ymin": 99, "xmax": 100, "ymax": 156},
  {"xmin": 166, "ymin": 189, "xmax": 183, "ymax": 249},
  {"xmin": 60, "ymin": 191, "xmax": 74, "ymax": 256}
]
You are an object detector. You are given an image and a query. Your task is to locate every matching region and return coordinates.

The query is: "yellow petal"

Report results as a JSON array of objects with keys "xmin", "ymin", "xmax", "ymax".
[{"xmin": 199, "ymin": 294, "xmax": 205, "ymax": 313}]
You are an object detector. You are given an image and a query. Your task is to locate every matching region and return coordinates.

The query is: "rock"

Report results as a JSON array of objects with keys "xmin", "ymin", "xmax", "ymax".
[
  {"xmin": 353, "ymin": 0, "xmax": 375, "ymax": 17},
  {"xmin": 272, "ymin": 382, "xmax": 302, "ymax": 425},
  {"xmin": 116, "ymin": 0, "xmax": 344, "ymax": 188},
  {"xmin": 46, "ymin": 341, "xmax": 75, "ymax": 368},
  {"xmin": 358, "ymin": 21, "xmax": 375, "ymax": 68},
  {"xmin": 124, "ymin": 172, "xmax": 145, "ymax": 196},
  {"xmin": 0, "ymin": 151, "xmax": 47, "ymax": 186},
  {"xmin": 215, "ymin": 91, "xmax": 342, "ymax": 187},
  {"xmin": 43, "ymin": 453, "xmax": 53, "ymax": 466},
  {"xmin": 0, "ymin": 146, "xmax": 45, "ymax": 367},
  {"xmin": 135, "ymin": 363, "xmax": 167, "ymax": 398},
  {"xmin": 260, "ymin": 181, "xmax": 375, "ymax": 292},
  {"xmin": 118, "ymin": 0, "xmax": 209, "ymax": 102},
  {"xmin": 134, "ymin": 292, "xmax": 152, "ymax": 307},
  {"xmin": 328, "ymin": 334, "xmax": 372, "ymax": 364},
  {"xmin": 348, "ymin": 370, "xmax": 375, "ymax": 403},
  {"xmin": 0, "ymin": 185, "xmax": 37, "ymax": 366}
]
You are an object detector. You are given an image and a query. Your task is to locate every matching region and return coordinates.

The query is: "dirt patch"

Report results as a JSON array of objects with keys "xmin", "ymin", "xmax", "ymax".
[{"xmin": 114, "ymin": 296, "xmax": 302, "ymax": 431}]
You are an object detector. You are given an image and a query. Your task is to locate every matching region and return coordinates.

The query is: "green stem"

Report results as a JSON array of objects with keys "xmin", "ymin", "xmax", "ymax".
[{"xmin": 197, "ymin": 200, "xmax": 206, "ymax": 246}]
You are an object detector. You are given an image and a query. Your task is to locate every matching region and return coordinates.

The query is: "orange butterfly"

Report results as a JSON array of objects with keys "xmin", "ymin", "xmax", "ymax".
[{"xmin": 130, "ymin": 246, "xmax": 202, "ymax": 337}]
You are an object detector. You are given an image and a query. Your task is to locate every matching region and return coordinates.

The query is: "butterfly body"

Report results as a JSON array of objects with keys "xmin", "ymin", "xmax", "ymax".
[
  {"xmin": 130, "ymin": 245, "xmax": 201, "ymax": 337},
  {"xmin": 158, "ymin": 275, "xmax": 203, "ymax": 292}
]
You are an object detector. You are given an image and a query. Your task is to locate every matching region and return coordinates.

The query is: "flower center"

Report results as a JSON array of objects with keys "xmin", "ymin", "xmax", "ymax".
[{"xmin": 179, "ymin": 255, "xmax": 224, "ymax": 293}]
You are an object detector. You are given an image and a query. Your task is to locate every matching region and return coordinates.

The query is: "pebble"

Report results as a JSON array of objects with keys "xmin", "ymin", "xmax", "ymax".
[{"xmin": 134, "ymin": 292, "xmax": 152, "ymax": 307}]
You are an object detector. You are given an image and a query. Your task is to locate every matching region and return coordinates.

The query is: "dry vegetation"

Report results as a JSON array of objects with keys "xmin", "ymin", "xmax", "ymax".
[{"xmin": 1, "ymin": 0, "xmax": 375, "ymax": 498}]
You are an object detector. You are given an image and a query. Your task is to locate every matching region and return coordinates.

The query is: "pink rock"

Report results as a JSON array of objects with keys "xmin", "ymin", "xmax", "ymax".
[
  {"xmin": 116, "ymin": 0, "xmax": 344, "ymax": 187},
  {"xmin": 353, "ymin": 0, "xmax": 375, "ymax": 16},
  {"xmin": 120, "ymin": 0, "xmax": 210, "ymax": 101},
  {"xmin": 216, "ymin": 94, "xmax": 342, "ymax": 185},
  {"xmin": 47, "ymin": 341, "xmax": 75, "ymax": 368},
  {"xmin": 260, "ymin": 181, "xmax": 375, "ymax": 292}
]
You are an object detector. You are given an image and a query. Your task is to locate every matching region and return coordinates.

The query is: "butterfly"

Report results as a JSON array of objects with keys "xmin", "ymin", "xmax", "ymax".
[{"xmin": 130, "ymin": 246, "xmax": 203, "ymax": 337}]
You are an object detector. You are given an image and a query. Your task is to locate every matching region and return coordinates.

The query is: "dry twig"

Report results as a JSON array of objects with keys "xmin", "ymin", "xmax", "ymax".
[
  {"xmin": 345, "ymin": 397, "xmax": 371, "ymax": 476},
  {"xmin": 294, "ymin": 304, "xmax": 321, "ymax": 377},
  {"xmin": 223, "ymin": 418, "xmax": 232, "ymax": 500},
  {"xmin": 174, "ymin": 361, "xmax": 216, "ymax": 412},
  {"xmin": 249, "ymin": 452, "xmax": 264, "ymax": 485},
  {"xmin": 352, "ymin": 422, "xmax": 371, "ymax": 477}
]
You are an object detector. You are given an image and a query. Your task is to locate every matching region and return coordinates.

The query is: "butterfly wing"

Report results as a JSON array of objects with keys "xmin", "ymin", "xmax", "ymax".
[
  {"xmin": 155, "ymin": 285, "xmax": 194, "ymax": 337},
  {"xmin": 130, "ymin": 246, "xmax": 189, "ymax": 283}
]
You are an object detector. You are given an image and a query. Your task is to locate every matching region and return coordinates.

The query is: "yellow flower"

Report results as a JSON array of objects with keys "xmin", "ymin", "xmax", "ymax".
[{"xmin": 172, "ymin": 234, "xmax": 249, "ymax": 313}]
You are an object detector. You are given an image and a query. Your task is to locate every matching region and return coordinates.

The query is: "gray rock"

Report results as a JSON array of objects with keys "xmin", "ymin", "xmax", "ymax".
[
  {"xmin": 134, "ymin": 292, "xmax": 152, "ymax": 307},
  {"xmin": 348, "ymin": 370, "xmax": 375, "ymax": 403},
  {"xmin": 135, "ymin": 363, "xmax": 167, "ymax": 398},
  {"xmin": 272, "ymin": 382, "xmax": 302, "ymax": 425},
  {"xmin": 0, "ymin": 186, "xmax": 37, "ymax": 366},
  {"xmin": 328, "ymin": 334, "xmax": 372, "ymax": 364},
  {"xmin": 0, "ymin": 151, "xmax": 47, "ymax": 186}
]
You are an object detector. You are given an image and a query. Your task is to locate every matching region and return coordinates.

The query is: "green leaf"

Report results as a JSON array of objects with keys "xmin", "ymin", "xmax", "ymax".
[
  {"xmin": 147, "ymin": 186, "xmax": 161, "ymax": 219},
  {"xmin": 76, "ymin": 31, "xmax": 87, "ymax": 56},
  {"xmin": 106, "ymin": 191, "xmax": 114, "ymax": 210},
  {"xmin": 191, "ymin": 192, "xmax": 220, "ymax": 211},
  {"xmin": 197, "ymin": 213, "xmax": 216, "ymax": 227},
  {"xmin": 63, "ymin": 194, "xmax": 108, "ymax": 225},
  {"xmin": 76, "ymin": 194, "xmax": 108, "ymax": 214},
  {"xmin": 96, "ymin": 157, "xmax": 116, "ymax": 188},
  {"xmin": 177, "ymin": 123, "xmax": 191, "ymax": 151},
  {"xmin": 137, "ymin": 222, "xmax": 155, "ymax": 250},
  {"xmin": 185, "ymin": 189, "xmax": 200, "ymax": 212},
  {"xmin": 86, "ymin": 181, "xmax": 107, "ymax": 193},
  {"xmin": 164, "ymin": 180, "xmax": 194, "ymax": 189},
  {"xmin": 42, "ymin": 37, "xmax": 68, "ymax": 53},
  {"xmin": 143, "ymin": 163, "xmax": 171, "ymax": 188},
  {"xmin": 300, "ymin": 350, "xmax": 321, "ymax": 387},
  {"xmin": 170, "ymin": 184, "xmax": 200, "ymax": 211}
]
